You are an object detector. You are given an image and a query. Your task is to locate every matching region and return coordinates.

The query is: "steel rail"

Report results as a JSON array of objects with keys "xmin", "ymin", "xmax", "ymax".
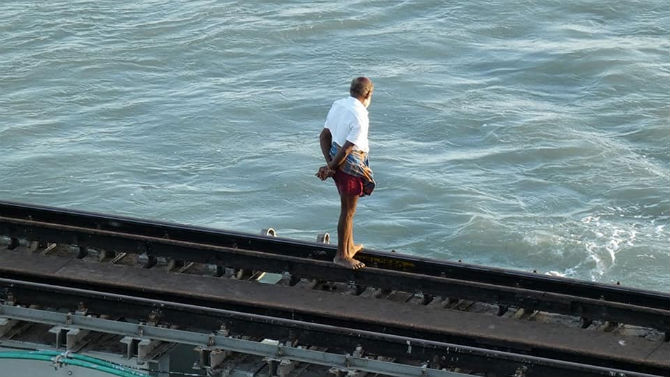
[
  {"xmin": 0, "ymin": 277, "xmax": 664, "ymax": 377},
  {"xmin": 1, "ymin": 213, "xmax": 669, "ymax": 335},
  {"xmin": 0, "ymin": 200, "xmax": 667, "ymax": 312}
]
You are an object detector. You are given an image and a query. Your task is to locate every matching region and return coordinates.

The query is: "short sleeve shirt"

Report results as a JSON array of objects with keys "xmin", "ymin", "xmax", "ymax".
[{"xmin": 323, "ymin": 96, "xmax": 370, "ymax": 153}]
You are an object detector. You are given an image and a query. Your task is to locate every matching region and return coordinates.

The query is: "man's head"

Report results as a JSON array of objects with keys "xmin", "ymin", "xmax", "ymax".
[{"xmin": 350, "ymin": 77, "xmax": 374, "ymax": 108}]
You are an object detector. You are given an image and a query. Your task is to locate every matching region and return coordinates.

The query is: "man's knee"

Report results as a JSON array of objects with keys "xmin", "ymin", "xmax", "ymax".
[
  {"xmin": 343, "ymin": 201, "xmax": 358, "ymax": 215},
  {"xmin": 340, "ymin": 206, "xmax": 356, "ymax": 219}
]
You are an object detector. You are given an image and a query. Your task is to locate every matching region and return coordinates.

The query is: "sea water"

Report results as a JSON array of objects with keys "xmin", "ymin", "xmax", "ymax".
[{"xmin": 1, "ymin": 0, "xmax": 668, "ymax": 292}]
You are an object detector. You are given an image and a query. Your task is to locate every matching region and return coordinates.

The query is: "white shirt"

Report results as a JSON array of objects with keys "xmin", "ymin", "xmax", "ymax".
[{"xmin": 323, "ymin": 96, "xmax": 370, "ymax": 153}]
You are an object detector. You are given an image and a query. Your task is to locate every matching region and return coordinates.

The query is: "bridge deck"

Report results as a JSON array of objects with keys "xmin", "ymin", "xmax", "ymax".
[{"xmin": 1, "ymin": 250, "xmax": 667, "ymax": 374}]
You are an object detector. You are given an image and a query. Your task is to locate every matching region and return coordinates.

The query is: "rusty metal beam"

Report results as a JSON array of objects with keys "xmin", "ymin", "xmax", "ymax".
[
  {"xmin": 1, "ymin": 200, "xmax": 667, "ymax": 312},
  {"xmin": 1, "ymin": 214, "xmax": 668, "ymax": 334}
]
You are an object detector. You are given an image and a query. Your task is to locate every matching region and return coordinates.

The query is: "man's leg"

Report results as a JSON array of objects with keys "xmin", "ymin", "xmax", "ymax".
[
  {"xmin": 348, "ymin": 221, "xmax": 364, "ymax": 259},
  {"xmin": 334, "ymin": 192, "xmax": 365, "ymax": 269}
]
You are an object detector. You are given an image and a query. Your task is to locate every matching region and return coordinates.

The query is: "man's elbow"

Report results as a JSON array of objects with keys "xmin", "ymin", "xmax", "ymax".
[{"xmin": 320, "ymin": 128, "xmax": 332, "ymax": 142}]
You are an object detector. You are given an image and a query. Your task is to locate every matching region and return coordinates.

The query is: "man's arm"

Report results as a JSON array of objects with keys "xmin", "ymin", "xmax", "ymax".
[
  {"xmin": 320, "ymin": 128, "xmax": 333, "ymax": 164},
  {"xmin": 316, "ymin": 128, "xmax": 337, "ymax": 181},
  {"xmin": 316, "ymin": 128, "xmax": 355, "ymax": 180},
  {"xmin": 328, "ymin": 140, "xmax": 355, "ymax": 170}
]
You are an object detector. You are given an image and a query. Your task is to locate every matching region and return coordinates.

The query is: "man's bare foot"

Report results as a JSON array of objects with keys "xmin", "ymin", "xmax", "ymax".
[{"xmin": 333, "ymin": 255, "xmax": 366, "ymax": 270}]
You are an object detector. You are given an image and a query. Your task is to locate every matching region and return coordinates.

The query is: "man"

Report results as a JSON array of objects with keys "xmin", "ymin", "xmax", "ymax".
[{"xmin": 316, "ymin": 77, "xmax": 375, "ymax": 270}]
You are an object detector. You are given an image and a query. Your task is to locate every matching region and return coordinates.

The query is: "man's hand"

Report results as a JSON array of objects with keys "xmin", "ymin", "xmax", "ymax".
[{"xmin": 315, "ymin": 165, "xmax": 335, "ymax": 181}]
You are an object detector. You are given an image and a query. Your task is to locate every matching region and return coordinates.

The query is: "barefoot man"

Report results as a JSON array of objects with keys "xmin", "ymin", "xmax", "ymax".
[{"xmin": 316, "ymin": 77, "xmax": 375, "ymax": 269}]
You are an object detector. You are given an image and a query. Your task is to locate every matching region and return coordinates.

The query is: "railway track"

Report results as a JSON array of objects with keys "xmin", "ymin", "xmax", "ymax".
[{"xmin": 1, "ymin": 201, "xmax": 669, "ymax": 377}]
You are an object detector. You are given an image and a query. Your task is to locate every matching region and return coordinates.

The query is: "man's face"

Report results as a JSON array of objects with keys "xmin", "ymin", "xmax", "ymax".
[{"xmin": 363, "ymin": 92, "xmax": 373, "ymax": 108}]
